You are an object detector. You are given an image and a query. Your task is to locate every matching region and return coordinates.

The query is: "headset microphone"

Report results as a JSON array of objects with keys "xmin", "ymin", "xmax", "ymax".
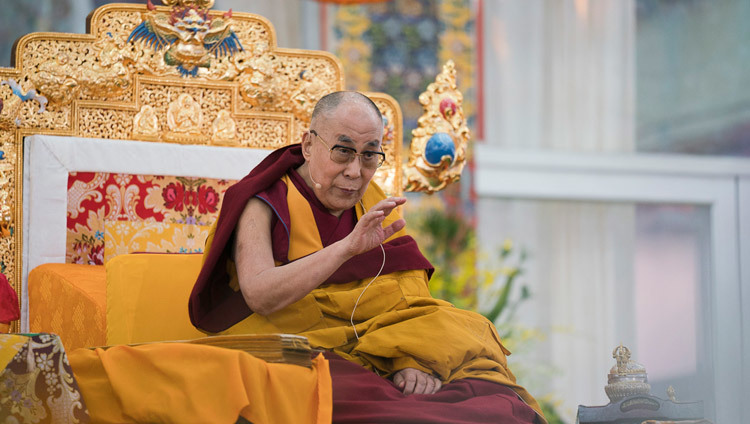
[{"xmin": 309, "ymin": 168, "xmax": 322, "ymax": 190}]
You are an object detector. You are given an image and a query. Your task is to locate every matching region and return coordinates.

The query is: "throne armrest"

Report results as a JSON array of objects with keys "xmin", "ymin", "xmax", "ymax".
[{"xmin": 28, "ymin": 263, "xmax": 106, "ymax": 351}]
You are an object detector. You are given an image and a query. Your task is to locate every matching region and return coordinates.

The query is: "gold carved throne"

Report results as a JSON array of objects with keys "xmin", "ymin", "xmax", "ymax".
[{"xmin": 0, "ymin": 0, "xmax": 470, "ymax": 351}]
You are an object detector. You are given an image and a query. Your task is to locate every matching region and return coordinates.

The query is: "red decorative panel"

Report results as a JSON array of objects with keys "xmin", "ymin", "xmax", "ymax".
[{"xmin": 66, "ymin": 172, "xmax": 235, "ymax": 265}]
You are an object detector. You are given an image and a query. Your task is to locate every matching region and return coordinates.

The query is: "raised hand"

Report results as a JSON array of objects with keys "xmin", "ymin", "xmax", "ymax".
[
  {"xmin": 343, "ymin": 197, "xmax": 406, "ymax": 257},
  {"xmin": 393, "ymin": 367, "xmax": 442, "ymax": 395}
]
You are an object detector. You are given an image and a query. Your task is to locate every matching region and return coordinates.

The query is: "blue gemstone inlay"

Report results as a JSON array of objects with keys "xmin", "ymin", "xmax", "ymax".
[{"xmin": 424, "ymin": 132, "xmax": 455, "ymax": 165}]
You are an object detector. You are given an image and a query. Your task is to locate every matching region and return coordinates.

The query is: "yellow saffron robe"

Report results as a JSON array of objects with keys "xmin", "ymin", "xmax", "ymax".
[{"xmin": 205, "ymin": 175, "xmax": 545, "ymax": 420}]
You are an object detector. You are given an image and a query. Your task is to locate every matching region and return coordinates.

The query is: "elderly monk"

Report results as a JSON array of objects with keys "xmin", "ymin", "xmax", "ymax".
[{"xmin": 189, "ymin": 91, "xmax": 545, "ymax": 423}]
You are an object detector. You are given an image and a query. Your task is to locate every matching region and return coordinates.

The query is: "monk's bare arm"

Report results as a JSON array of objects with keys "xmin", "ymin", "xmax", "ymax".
[
  {"xmin": 233, "ymin": 197, "xmax": 350, "ymax": 315},
  {"xmin": 233, "ymin": 196, "xmax": 406, "ymax": 316}
]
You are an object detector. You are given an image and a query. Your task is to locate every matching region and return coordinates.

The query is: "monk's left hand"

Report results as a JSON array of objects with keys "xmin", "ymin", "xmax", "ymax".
[{"xmin": 393, "ymin": 368, "xmax": 442, "ymax": 395}]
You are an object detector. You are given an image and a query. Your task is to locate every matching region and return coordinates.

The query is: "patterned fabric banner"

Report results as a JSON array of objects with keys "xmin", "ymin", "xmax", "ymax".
[
  {"xmin": 66, "ymin": 172, "xmax": 236, "ymax": 265},
  {"xmin": 0, "ymin": 333, "xmax": 90, "ymax": 423}
]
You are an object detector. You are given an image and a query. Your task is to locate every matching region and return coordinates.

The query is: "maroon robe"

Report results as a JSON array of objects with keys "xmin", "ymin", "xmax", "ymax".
[
  {"xmin": 325, "ymin": 352, "xmax": 539, "ymax": 424},
  {"xmin": 189, "ymin": 144, "xmax": 541, "ymax": 424}
]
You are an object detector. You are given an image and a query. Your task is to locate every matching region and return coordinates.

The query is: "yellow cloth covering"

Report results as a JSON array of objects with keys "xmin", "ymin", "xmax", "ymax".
[
  {"xmin": 27, "ymin": 254, "xmax": 207, "ymax": 350},
  {"xmin": 69, "ymin": 344, "xmax": 332, "ymax": 424},
  {"xmin": 106, "ymin": 253, "xmax": 206, "ymax": 345},
  {"xmin": 217, "ymin": 177, "xmax": 544, "ymax": 418},
  {"xmin": 29, "ymin": 263, "xmax": 106, "ymax": 352}
]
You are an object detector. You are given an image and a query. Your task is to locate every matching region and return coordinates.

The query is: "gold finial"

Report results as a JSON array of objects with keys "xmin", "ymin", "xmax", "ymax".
[
  {"xmin": 613, "ymin": 343, "xmax": 631, "ymax": 375},
  {"xmin": 403, "ymin": 60, "xmax": 470, "ymax": 194},
  {"xmin": 605, "ymin": 344, "xmax": 650, "ymax": 403}
]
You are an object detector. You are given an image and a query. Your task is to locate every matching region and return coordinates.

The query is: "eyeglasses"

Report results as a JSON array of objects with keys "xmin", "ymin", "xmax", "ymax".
[{"xmin": 310, "ymin": 130, "xmax": 386, "ymax": 169}]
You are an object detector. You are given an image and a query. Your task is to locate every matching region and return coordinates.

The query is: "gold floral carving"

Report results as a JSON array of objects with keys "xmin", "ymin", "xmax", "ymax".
[
  {"xmin": 404, "ymin": 60, "xmax": 470, "ymax": 194},
  {"xmin": 0, "ymin": 131, "xmax": 16, "ymax": 289},
  {"xmin": 29, "ymin": 35, "xmax": 131, "ymax": 106},
  {"xmin": 236, "ymin": 42, "xmax": 280, "ymax": 107},
  {"xmin": 78, "ymin": 107, "xmax": 135, "ymax": 141},
  {"xmin": 0, "ymin": 168, "xmax": 12, "ymax": 238},
  {"xmin": 235, "ymin": 44, "xmax": 341, "ymax": 120},
  {"xmin": 0, "ymin": 233, "xmax": 13, "ymax": 281},
  {"xmin": 291, "ymin": 69, "xmax": 330, "ymax": 122},
  {"xmin": 368, "ymin": 94, "xmax": 402, "ymax": 197},
  {"xmin": 0, "ymin": 95, "xmax": 23, "ymax": 131},
  {"xmin": 21, "ymin": 5, "xmax": 344, "ymax": 114},
  {"xmin": 234, "ymin": 115, "xmax": 293, "ymax": 149}
]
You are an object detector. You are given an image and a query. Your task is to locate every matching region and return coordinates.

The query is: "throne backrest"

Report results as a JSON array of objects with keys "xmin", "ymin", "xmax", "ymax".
[{"xmin": 0, "ymin": 1, "xmax": 469, "ymax": 332}]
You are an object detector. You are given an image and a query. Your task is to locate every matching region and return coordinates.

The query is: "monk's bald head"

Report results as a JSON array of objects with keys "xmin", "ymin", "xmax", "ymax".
[{"xmin": 310, "ymin": 91, "xmax": 382, "ymax": 128}]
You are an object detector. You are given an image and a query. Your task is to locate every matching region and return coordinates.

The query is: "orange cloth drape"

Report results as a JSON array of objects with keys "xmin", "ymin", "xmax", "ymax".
[
  {"xmin": 28, "ymin": 264, "xmax": 106, "ymax": 351},
  {"xmin": 69, "ymin": 344, "xmax": 332, "ymax": 424}
]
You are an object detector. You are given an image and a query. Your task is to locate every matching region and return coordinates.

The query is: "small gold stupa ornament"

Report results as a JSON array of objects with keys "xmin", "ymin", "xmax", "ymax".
[{"xmin": 604, "ymin": 344, "xmax": 651, "ymax": 403}]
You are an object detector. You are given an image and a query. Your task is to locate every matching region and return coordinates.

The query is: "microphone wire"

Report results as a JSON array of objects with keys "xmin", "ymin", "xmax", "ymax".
[
  {"xmin": 350, "ymin": 199, "xmax": 386, "ymax": 340},
  {"xmin": 350, "ymin": 243, "xmax": 386, "ymax": 340}
]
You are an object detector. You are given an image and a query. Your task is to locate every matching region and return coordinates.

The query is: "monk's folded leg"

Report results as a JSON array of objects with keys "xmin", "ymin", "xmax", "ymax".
[{"xmin": 324, "ymin": 351, "xmax": 538, "ymax": 424}]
